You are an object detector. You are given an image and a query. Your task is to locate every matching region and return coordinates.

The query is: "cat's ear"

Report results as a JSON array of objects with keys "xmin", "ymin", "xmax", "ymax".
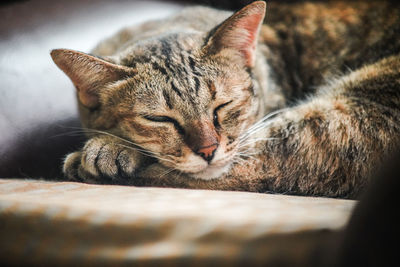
[
  {"xmin": 51, "ymin": 49, "xmax": 131, "ymax": 108},
  {"xmin": 203, "ymin": 1, "xmax": 266, "ymax": 68}
]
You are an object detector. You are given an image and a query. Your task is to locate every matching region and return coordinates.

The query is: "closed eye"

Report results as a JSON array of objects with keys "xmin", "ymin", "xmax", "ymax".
[
  {"xmin": 214, "ymin": 100, "xmax": 233, "ymax": 128},
  {"xmin": 143, "ymin": 115, "xmax": 185, "ymax": 135}
]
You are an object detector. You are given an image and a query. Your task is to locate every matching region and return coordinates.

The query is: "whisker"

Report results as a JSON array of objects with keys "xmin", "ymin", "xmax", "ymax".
[
  {"xmin": 239, "ymin": 108, "xmax": 288, "ymax": 142},
  {"xmin": 49, "ymin": 129, "xmax": 87, "ymax": 138},
  {"xmin": 60, "ymin": 126, "xmax": 141, "ymax": 148},
  {"xmin": 175, "ymin": 170, "xmax": 184, "ymax": 180},
  {"xmin": 64, "ymin": 126, "xmax": 174, "ymax": 160},
  {"xmin": 59, "ymin": 126, "xmax": 179, "ymax": 166},
  {"xmin": 252, "ymin": 108, "xmax": 288, "ymax": 127},
  {"xmin": 237, "ymin": 151, "xmax": 259, "ymax": 157},
  {"xmin": 116, "ymin": 144, "xmax": 176, "ymax": 165},
  {"xmin": 238, "ymin": 137, "xmax": 280, "ymax": 147},
  {"xmin": 158, "ymin": 167, "xmax": 177, "ymax": 178},
  {"xmin": 116, "ymin": 143, "xmax": 155, "ymax": 157},
  {"xmin": 239, "ymin": 120, "xmax": 275, "ymax": 140}
]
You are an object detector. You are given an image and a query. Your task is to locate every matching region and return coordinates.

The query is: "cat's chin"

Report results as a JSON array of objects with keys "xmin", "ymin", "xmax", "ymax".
[{"xmin": 187, "ymin": 164, "xmax": 231, "ymax": 180}]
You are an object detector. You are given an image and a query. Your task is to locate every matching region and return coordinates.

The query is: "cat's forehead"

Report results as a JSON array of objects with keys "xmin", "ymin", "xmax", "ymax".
[
  {"xmin": 125, "ymin": 65, "xmax": 215, "ymax": 119},
  {"xmin": 115, "ymin": 61, "xmax": 251, "ymax": 120},
  {"xmin": 109, "ymin": 31, "xmax": 251, "ymax": 119},
  {"xmin": 114, "ymin": 34, "xmax": 215, "ymax": 111},
  {"xmin": 119, "ymin": 31, "xmax": 204, "ymax": 66}
]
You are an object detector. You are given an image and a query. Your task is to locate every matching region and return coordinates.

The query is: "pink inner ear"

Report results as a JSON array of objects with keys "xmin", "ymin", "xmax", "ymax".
[
  {"xmin": 51, "ymin": 49, "xmax": 132, "ymax": 108},
  {"xmin": 210, "ymin": 1, "xmax": 265, "ymax": 67},
  {"xmin": 235, "ymin": 11, "xmax": 265, "ymax": 66}
]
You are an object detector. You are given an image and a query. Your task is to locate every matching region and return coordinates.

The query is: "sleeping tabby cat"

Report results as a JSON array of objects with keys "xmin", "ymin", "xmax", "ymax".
[{"xmin": 51, "ymin": 1, "xmax": 400, "ymax": 198}]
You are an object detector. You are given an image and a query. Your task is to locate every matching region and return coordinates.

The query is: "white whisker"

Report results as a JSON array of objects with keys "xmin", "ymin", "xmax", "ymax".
[
  {"xmin": 117, "ymin": 144, "xmax": 176, "ymax": 165},
  {"xmin": 238, "ymin": 137, "xmax": 280, "ymax": 148},
  {"xmin": 62, "ymin": 126, "xmax": 176, "ymax": 164},
  {"xmin": 170, "ymin": 169, "xmax": 183, "ymax": 180},
  {"xmin": 49, "ymin": 130, "xmax": 87, "ymax": 138},
  {"xmin": 239, "ymin": 108, "xmax": 288, "ymax": 143},
  {"xmin": 158, "ymin": 167, "xmax": 177, "ymax": 178},
  {"xmin": 237, "ymin": 151, "xmax": 259, "ymax": 157}
]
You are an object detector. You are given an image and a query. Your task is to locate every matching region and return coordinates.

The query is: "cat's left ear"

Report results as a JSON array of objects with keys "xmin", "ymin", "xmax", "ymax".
[
  {"xmin": 51, "ymin": 49, "xmax": 131, "ymax": 108},
  {"xmin": 203, "ymin": 1, "xmax": 266, "ymax": 68}
]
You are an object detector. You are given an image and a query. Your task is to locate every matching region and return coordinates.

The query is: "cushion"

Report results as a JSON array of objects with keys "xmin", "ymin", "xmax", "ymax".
[{"xmin": 0, "ymin": 178, "xmax": 355, "ymax": 265}]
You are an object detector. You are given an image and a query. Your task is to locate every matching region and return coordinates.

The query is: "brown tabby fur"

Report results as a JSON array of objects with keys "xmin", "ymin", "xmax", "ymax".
[{"xmin": 52, "ymin": 1, "xmax": 400, "ymax": 198}]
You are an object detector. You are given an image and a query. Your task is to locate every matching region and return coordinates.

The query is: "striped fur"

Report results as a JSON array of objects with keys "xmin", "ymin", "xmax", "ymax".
[{"xmin": 53, "ymin": 1, "xmax": 400, "ymax": 198}]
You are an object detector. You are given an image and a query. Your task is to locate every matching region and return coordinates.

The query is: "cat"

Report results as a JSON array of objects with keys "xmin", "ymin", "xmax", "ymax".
[{"xmin": 51, "ymin": 1, "xmax": 400, "ymax": 198}]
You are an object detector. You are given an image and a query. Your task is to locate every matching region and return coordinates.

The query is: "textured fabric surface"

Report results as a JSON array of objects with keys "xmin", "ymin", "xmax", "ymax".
[{"xmin": 0, "ymin": 179, "xmax": 355, "ymax": 266}]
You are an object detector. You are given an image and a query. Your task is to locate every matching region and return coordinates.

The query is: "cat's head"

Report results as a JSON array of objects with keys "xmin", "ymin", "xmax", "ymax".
[{"xmin": 51, "ymin": 1, "xmax": 267, "ymax": 179}]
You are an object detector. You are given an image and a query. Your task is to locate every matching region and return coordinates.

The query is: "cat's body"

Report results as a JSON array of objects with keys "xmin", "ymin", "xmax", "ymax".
[{"xmin": 52, "ymin": 1, "xmax": 400, "ymax": 198}]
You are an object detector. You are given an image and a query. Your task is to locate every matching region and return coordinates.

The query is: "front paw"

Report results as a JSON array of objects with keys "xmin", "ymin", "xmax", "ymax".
[{"xmin": 63, "ymin": 137, "xmax": 145, "ymax": 184}]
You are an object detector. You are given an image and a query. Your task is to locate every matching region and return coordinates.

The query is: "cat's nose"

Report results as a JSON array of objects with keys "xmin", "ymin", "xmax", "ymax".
[{"xmin": 196, "ymin": 144, "xmax": 218, "ymax": 163}]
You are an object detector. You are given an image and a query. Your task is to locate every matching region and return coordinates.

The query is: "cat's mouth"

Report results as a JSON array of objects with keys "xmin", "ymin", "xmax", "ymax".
[{"xmin": 157, "ymin": 145, "xmax": 237, "ymax": 180}]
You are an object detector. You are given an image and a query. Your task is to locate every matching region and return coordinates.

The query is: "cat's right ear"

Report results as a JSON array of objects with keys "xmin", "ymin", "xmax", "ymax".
[
  {"xmin": 51, "ymin": 49, "xmax": 131, "ymax": 108},
  {"xmin": 203, "ymin": 1, "xmax": 266, "ymax": 68}
]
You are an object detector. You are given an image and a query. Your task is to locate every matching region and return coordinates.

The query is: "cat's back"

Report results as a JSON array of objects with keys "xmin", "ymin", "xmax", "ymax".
[
  {"xmin": 260, "ymin": 0, "xmax": 400, "ymax": 97},
  {"xmin": 270, "ymin": 1, "xmax": 398, "ymax": 62},
  {"xmin": 96, "ymin": 1, "xmax": 399, "ymax": 62},
  {"xmin": 93, "ymin": 0, "xmax": 399, "ymax": 94}
]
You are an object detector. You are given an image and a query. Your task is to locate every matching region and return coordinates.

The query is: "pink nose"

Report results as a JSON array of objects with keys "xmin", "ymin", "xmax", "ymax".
[{"xmin": 196, "ymin": 144, "xmax": 218, "ymax": 163}]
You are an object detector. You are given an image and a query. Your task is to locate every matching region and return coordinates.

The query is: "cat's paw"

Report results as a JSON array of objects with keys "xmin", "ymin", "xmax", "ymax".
[{"xmin": 63, "ymin": 137, "xmax": 145, "ymax": 184}]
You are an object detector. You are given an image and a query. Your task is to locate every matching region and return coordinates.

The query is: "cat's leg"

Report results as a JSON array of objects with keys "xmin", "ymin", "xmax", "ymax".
[
  {"xmin": 228, "ymin": 55, "xmax": 400, "ymax": 197},
  {"xmin": 136, "ymin": 55, "xmax": 400, "ymax": 198},
  {"xmin": 63, "ymin": 135, "xmax": 150, "ymax": 184}
]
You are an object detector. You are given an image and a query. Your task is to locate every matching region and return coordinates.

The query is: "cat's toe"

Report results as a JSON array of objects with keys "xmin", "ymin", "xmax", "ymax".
[
  {"xmin": 94, "ymin": 143, "xmax": 120, "ymax": 178},
  {"xmin": 63, "ymin": 136, "xmax": 147, "ymax": 183},
  {"xmin": 63, "ymin": 151, "xmax": 82, "ymax": 181},
  {"xmin": 116, "ymin": 149, "xmax": 140, "ymax": 177},
  {"xmin": 81, "ymin": 137, "xmax": 143, "ymax": 180},
  {"xmin": 80, "ymin": 138, "xmax": 104, "ymax": 176},
  {"xmin": 93, "ymin": 143, "xmax": 141, "ymax": 179}
]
